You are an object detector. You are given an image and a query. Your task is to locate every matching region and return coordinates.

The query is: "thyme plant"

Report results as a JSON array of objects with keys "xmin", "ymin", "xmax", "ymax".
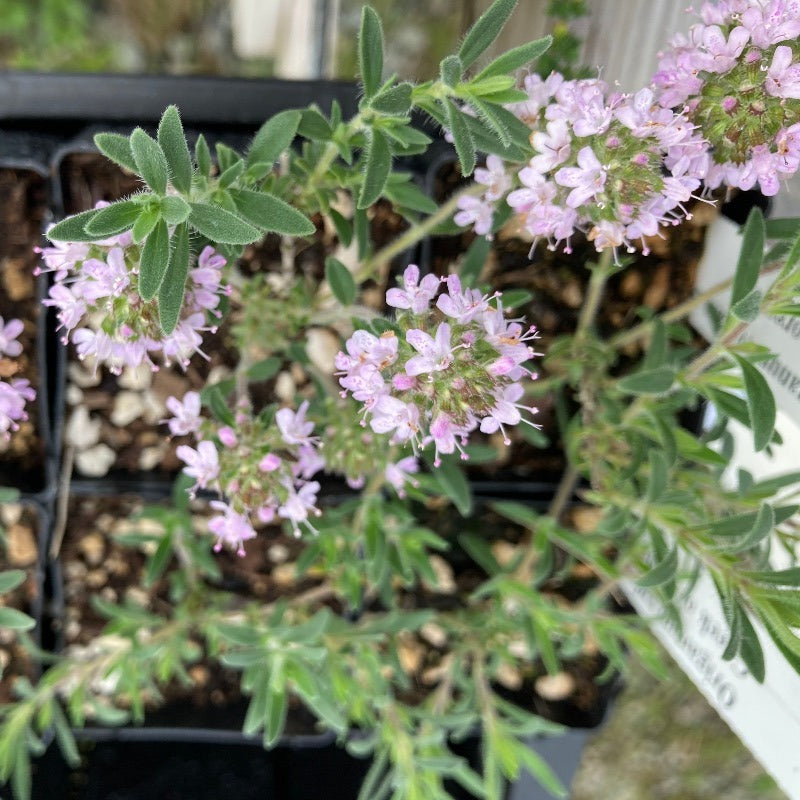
[{"xmin": 2, "ymin": 1, "xmax": 800, "ymax": 797}]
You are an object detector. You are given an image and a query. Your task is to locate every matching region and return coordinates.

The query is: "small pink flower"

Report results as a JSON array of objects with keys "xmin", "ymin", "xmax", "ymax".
[
  {"xmin": 386, "ymin": 264, "xmax": 441, "ymax": 314},
  {"xmin": 208, "ymin": 501, "xmax": 257, "ymax": 556},
  {"xmin": 276, "ymin": 400, "xmax": 318, "ymax": 447},
  {"xmin": 278, "ymin": 481, "xmax": 321, "ymax": 537},
  {"xmin": 0, "ymin": 318, "xmax": 24, "ymax": 358},
  {"xmin": 259, "ymin": 453, "xmax": 282, "ymax": 472},
  {"xmin": 385, "ymin": 456, "xmax": 420, "ymax": 497},
  {"xmin": 405, "ymin": 323, "xmax": 455, "ymax": 376},
  {"xmin": 217, "ymin": 426, "xmax": 237, "ymax": 447},
  {"xmin": 176, "ymin": 440, "xmax": 219, "ymax": 490},
  {"xmin": 163, "ymin": 392, "xmax": 202, "ymax": 437}
]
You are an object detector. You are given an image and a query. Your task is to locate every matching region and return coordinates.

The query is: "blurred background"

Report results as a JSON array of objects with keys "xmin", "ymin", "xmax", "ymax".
[{"xmin": 0, "ymin": 0, "xmax": 793, "ymax": 796}]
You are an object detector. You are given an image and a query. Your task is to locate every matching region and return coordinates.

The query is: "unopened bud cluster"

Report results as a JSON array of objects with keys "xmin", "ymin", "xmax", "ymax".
[
  {"xmin": 654, "ymin": 0, "xmax": 800, "ymax": 195},
  {"xmin": 336, "ymin": 265, "xmax": 541, "ymax": 466}
]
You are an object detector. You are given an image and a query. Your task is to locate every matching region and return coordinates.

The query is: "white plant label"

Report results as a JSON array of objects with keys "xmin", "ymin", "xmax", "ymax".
[{"xmin": 629, "ymin": 214, "xmax": 800, "ymax": 798}]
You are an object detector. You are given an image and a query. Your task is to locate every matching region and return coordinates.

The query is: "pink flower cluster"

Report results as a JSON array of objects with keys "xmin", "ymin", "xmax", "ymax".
[
  {"xmin": 166, "ymin": 393, "xmax": 326, "ymax": 553},
  {"xmin": 0, "ymin": 317, "xmax": 35, "ymax": 442},
  {"xmin": 38, "ymin": 212, "xmax": 230, "ymax": 374},
  {"xmin": 458, "ymin": 74, "xmax": 706, "ymax": 256},
  {"xmin": 654, "ymin": 0, "xmax": 800, "ymax": 196},
  {"xmin": 336, "ymin": 265, "xmax": 541, "ymax": 466}
]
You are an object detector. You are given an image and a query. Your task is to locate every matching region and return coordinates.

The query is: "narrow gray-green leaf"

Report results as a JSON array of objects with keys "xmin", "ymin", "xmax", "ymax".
[
  {"xmin": 738, "ymin": 607, "xmax": 765, "ymax": 682},
  {"xmin": 458, "ymin": 0, "xmax": 517, "ymax": 69},
  {"xmin": 139, "ymin": 219, "xmax": 171, "ymax": 301},
  {"xmin": 646, "ymin": 450, "xmax": 669, "ymax": 503},
  {"xmin": 47, "ymin": 208, "xmax": 103, "ymax": 242},
  {"xmin": 94, "ymin": 132, "xmax": 138, "ymax": 173},
  {"xmin": 130, "ymin": 127, "xmax": 169, "ymax": 195},
  {"xmin": 157, "ymin": 105, "xmax": 192, "ymax": 193},
  {"xmin": 131, "ymin": 206, "xmax": 160, "ymax": 243},
  {"xmin": 369, "ymin": 83, "xmax": 413, "ymax": 116},
  {"xmin": 731, "ymin": 207, "xmax": 765, "ymax": 305},
  {"xmin": 734, "ymin": 354, "xmax": 776, "ymax": 451},
  {"xmin": 618, "ymin": 367, "xmax": 675, "ymax": 395},
  {"xmin": 325, "ymin": 257, "xmax": 357, "ymax": 306},
  {"xmin": 731, "ymin": 288, "xmax": 763, "ymax": 322},
  {"xmin": 475, "ymin": 35, "xmax": 552, "ymax": 80},
  {"xmin": 440, "ymin": 54, "xmax": 462, "ymax": 87},
  {"xmin": 637, "ymin": 546, "xmax": 678, "ymax": 588},
  {"xmin": 443, "ymin": 99, "xmax": 476, "ymax": 176},
  {"xmin": 0, "ymin": 570, "xmax": 26, "ymax": 594},
  {"xmin": 358, "ymin": 5, "xmax": 384, "ymax": 98},
  {"xmin": 195, "ymin": 134, "xmax": 212, "ymax": 177},
  {"xmin": 642, "ymin": 318, "xmax": 667, "ymax": 370},
  {"xmin": 230, "ymin": 189, "xmax": 315, "ymax": 236},
  {"xmin": 382, "ymin": 179, "xmax": 437, "ymax": 213},
  {"xmin": 297, "ymin": 107, "xmax": 332, "ymax": 141},
  {"xmin": 433, "ymin": 457, "xmax": 472, "ymax": 516},
  {"xmin": 188, "ymin": 202, "xmax": 261, "ymax": 245},
  {"xmin": 160, "ymin": 195, "xmax": 192, "ymax": 225},
  {"xmin": 358, "ymin": 128, "xmax": 392, "ymax": 209},
  {"xmin": 248, "ymin": 109, "xmax": 302, "ymax": 167},
  {"xmin": 0, "ymin": 606, "xmax": 35, "ymax": 631},
  {"xmin": 158, "ymin": 222, "xmax": 190, "ymax": 334},
  {"xmin": 84, "ymin": 200, "xmax": 142, "ymax": 237}
]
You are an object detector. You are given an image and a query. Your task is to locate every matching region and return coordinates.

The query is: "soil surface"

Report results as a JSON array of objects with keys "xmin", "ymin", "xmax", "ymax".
[{"xmin": 0, "ymin": 503, "xmax": 41, "ymax": 703}]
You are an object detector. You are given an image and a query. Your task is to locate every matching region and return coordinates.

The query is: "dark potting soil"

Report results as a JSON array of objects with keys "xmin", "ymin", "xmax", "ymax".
[
  {"xmin": 0, "ymin": 503, "xmax": 41, "ymax": 703},
  {"xmin": 56, "ymin": 494, "xmax": 328, "ymax": 732},
  {"xmin": 0, "ymin": 168, "xmax": 47, "ymax": 491}
]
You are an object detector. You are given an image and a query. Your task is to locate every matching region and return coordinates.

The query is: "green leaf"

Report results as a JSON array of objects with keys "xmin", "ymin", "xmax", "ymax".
[
  {"xmin": 354, "ymin": 207, "xmax": 369, "ymax": 259},
  {"xmin": 461, "ymin": 235, "xmax": 491, "ymax": 285},
  {"xmin": 515, "ymin": 740, "xmax": 567, "ymax": 798},
  {"xmin": 139, "ymin": 219, "xmax": 171, "ymax": 301},
  {"xmin": 265, "ymin": 687, "xmax": 287, "ymax": 747},
  {"xmin": 501, "ymin": 289, "xmax": 532, "ymax": 309},
  {"xmin": 458, "ymin": 0, "xmax": 517, "ymax": 69},
  {"xmin": 463, "ymin": 113, "xmax": 527, "ymax": 162},
  {"xmin": 47, "ymin": 208, "xmax": 103, "ymax": 242},
  {"xmin": 297, "ymin": 107, "xmax": 332, "ymax": 141},
  {"xmin": 0, "ymin": 570, "xmax": 26, "ymax": 594},
  {"xmin": 160, "ymin": 195, "xmax": 192, "ymax": 225},
  {"xmin": 94, "ymin": 132, "xmax": 138, "ymax": 173},
  {"xmin": 764, "ymin": 217, "xmax": 800, "ymax": 239},
  {"xmin": 738, "ymin": 607, "xmax": 765, "ymax": 682},
  {"xmin": 443, "ymin": 98, "xmax": 476, "ymax": 176},
  {"xmin": 144, "ymin": 533, "xmax": 173, "ymax": 587},
  {"xmin": 730, "ymin": 289, "xmax": 763, "ymax": 322},
  {"xmin": 130, "ymin": 127, "xmax": 169, "ymax": 195},
  {"xmin": 618, "ymin": 367, "xmax": 675, "ymax": 395},
  {"xmin": 230, "ymin": 189, "xmax": 315, "ymax": 236},
  {"xmin": 329, "ymin": 209, "xmax": 352, "ymax": 246},
  {"xmin": 248, "ymin": 109, "xmax": 301, "ymax": 167},
  {"xmin": 382, "ymin": 179, "xmax": 437, "ymax": 214},
  {"xmin": 195, "ymin": 134, "xmax": 212, "ymax": 177},
  {"xmin": 646, "ymin": 450, "xmax": 668, "ymax": 503},
  {"xmin": 247, "ymin": 357, "xmax": 282, "ymax": 381},
  {"xmin": 432, "ymin": 457, "xmax": 473, "ymax": 516},
  {"xmin": 219, "ymin": 160, "xmax": 245, "ymax": 189},
  {"xmin": 733, "ymin": 354, "xmax": 776, "ymax": 451},
  {"xmin": 475, "ymin": 36, "xmax": 552, "ymax": 80},
  {"xmin": 467, "ymin": 97, "xmax": 514, "ymax": 147},
  {"xmin": 642, "ymin": 318, "xmax": 667, "ymax": 370},
  {"xmin": 131, "ymin": 206, "xmax": 160, "ymax": 243},
  {"xmin": 157, "ymin": 105, "xmax": 193, "ymax": 193},
  {"xmin": 204, "ymin": 384, "xmax": 235, "ymax": 427},
  {"xmin": 188, "ymin": 202, "xmax": 261, "ymax": 245},
  {"xmin": 358, "ymin": 128, "xmax": 392, "ymax": 209},
  {"xmin": 358, "ymin": 6, "xmax": 384, "ymax": 98},
  {"xmin": 370, "ymin": 83, "xmax": 413, "ymax": 115},
  {"xmin": 459, "ymin": 533, "xmax": 501, "ymax": 575},
  {"xmin": 731, "ymin": 207, "xmax": 765, "ymax": 306},
  {"xmin": 81, "ymin": 200, "xmax": 141, "ymax": 237},
  {"xmin": 440, "ymin": 54, "xmax": 463, "ymax": 87},
  {"xmin": 325, "ymin": 257, "xmax": 357, "ymax": 306},
  {"xmin": 0, "ymin": 607, "xmax": 35, "ymax": 631},
  {"xmin": 637, "ymin": 546, "xmax": 678, "ymax": 588},
  {"xmin": 157, "ymin": 222, "xmax": 190, "ymax": 334}
]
